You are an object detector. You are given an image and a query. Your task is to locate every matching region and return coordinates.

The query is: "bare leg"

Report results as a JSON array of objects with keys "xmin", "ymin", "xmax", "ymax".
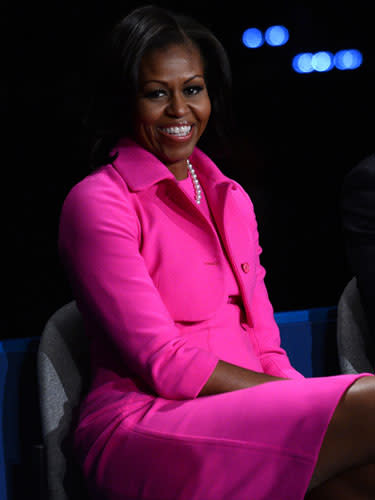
[
  {"xmin": 307, "ymin": 376, "xmax": 375, "ymax": 496},
  {"xmin": 305, "ymin": 464, "xmax": 375, "ymax": 500}
]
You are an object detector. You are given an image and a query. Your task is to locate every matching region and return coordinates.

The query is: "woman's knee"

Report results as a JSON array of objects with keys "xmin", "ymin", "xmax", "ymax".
[
  {"xmin": 306, "ymin": 463, "xmax": 375, "ymax": 500},
  {"xmin": 310, "ymin": 376, "xmax": 375, "ymax": 488},
  {"xmin": 339, "ymin": 376, "xmax": 375, "ymax": 434}
]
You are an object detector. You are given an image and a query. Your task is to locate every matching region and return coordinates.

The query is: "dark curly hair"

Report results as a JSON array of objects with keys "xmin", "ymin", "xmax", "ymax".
[{"xmin": 85, "ymin": 5, "xmax": 233, "ymax": 168}]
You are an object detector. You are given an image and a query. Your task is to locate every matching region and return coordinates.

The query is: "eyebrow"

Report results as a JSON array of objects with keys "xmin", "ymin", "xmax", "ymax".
[{"xmin": 142, "ymin": 74, "xmax": 205, "ymax": 85}]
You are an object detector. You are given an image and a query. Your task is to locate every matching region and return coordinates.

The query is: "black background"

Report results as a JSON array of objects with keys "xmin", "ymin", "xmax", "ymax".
[{"xmin": 7, "ymin": 1, "xmax": 375, "ymax": 339}]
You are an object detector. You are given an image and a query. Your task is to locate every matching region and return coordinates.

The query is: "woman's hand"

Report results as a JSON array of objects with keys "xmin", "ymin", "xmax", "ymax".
[{"xmin": 198, "ymin": 360, "xmax": 287, "ymax": 397}]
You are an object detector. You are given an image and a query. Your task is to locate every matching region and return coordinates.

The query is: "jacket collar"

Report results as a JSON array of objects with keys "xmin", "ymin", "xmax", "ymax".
[{"xmin": 112, "ymin": 137, "xmax": 232, "ymax": 192}]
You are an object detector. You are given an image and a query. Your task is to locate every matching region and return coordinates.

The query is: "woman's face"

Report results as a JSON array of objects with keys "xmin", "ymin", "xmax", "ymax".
[{"xmin": 134, "ymin": 43, "xmax": 211, "ymax": 178}]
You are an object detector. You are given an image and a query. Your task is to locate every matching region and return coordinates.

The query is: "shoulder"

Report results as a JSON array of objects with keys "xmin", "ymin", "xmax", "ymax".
[
  {"xmin": 228, "ymin": 181, "xmax": 258, "ymax": 226},
  {"xmin": 61, "ymin": 165, "xmax": 131, "ymax": 217},
  {"xmin": 64, "ymin": 164, "xmax": 129, "ymax": 204},
  {"xmin": 232, "ymin": 181, "xmax": 254, "ymax": 207},
  {"xmin": 193, "ymin": 146, "xmax": 256, "ymax": 213},
  {"xmin": 59, "ymin": 164, "xmax": 139, "ymax": 238}
]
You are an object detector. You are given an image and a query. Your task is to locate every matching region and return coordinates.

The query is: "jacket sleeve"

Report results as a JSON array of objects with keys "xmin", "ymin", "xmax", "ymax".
[
  {"xmin": 59, "ymin": 171, "xmax": 219, "ymax": 400},
  {"xmin": 239, "ymin": 186, "xmax": 304, "ymax": 379}
]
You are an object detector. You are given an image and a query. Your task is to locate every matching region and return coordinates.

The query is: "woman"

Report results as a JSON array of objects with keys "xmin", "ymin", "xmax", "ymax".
[{"xmin": 59, "ymin": 6, "xmax": 375, "ymax": 500}]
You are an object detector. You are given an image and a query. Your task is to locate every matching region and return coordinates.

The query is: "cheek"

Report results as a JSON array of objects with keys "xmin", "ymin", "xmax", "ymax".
[
  {"xmin": 133, "ymin": 108, "xmax": 159, "ymax": 148},
  {"xmin": 134, "ymin": 111, "xmax": 162, "ymax": 148},
  {"xmin": 135, "ymin": 102, "xmax": 162, "ymax": 128}
]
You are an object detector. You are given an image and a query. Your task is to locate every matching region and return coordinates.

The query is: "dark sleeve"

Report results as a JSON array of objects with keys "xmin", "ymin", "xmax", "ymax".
[{"xmin": 341, "ymin": 154, "xmax": 375, "ymax": 333}]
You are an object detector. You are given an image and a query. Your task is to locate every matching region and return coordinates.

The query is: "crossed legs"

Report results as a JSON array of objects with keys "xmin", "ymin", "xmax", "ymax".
[{"xmin": 306, "ymin": 376, "xmax": 375, "ymax": 498}]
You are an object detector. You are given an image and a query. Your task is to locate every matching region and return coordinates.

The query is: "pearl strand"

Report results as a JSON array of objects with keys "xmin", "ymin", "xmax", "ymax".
[{"xmin": 186, "ymin": 159, "xmax": 202, "ymax": 204}]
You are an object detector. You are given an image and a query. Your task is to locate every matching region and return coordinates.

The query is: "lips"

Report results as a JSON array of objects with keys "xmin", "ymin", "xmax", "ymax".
[
  {"xmin": 160, "ymin": 125, "xmax": 192, "ymax": 136},
  {"xmin": 158, "ymin": 124, "xmax": 194, "ymax": 140}
]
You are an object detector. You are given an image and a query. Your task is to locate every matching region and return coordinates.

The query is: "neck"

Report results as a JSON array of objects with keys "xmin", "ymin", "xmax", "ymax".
[{"xmin": 166, "ymin": 159, "xmax": 189, "ymax": 180}]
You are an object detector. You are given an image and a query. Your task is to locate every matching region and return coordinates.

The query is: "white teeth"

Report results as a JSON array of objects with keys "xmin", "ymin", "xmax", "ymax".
[{"xmin": 160, "ymin": 125, "xmax": 192, "ymax": 136}]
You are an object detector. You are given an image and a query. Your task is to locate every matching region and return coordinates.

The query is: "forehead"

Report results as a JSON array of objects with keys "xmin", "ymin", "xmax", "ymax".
[{"xmin": 138, "ymin": 44, "xmax": 205, "ymax": 82}]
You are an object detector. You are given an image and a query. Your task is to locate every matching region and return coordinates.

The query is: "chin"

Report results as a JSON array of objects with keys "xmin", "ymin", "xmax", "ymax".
[{"xmin": 162, "ymin": 145, "xmax": 196, "ymax": 163}]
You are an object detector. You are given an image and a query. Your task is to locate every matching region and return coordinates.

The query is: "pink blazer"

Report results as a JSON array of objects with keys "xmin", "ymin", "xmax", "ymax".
[{"xmin": 59, "ymin": 138, "xmax": 301, "ymax": 402}]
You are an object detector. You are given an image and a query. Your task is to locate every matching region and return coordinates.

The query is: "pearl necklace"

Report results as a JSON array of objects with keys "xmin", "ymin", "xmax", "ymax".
[{"xmin": 186, "ymin": 159, "xmax": 202, "ymax": 204}]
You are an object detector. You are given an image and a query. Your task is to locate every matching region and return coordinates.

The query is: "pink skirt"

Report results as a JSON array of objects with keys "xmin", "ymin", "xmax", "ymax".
[{"xmin": 75, "ymin": 303, "xmax": 370, "ymax": 500}]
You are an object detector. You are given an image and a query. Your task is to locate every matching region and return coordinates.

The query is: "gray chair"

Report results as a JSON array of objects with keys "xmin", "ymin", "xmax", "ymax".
[
  {"xmin": 337, "ymin": 276, "xmax": 375, "ymax": 374},
  {"xmin": 37, "ymin": 301, "xmax": 90, "ymax": 500}
]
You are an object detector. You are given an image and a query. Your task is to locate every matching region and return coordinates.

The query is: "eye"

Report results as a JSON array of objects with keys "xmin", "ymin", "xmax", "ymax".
[
  {"xmin": 184, "ymin": 85, "xmax": 204, "ymax": 96},
  {"xmin": 144, "ymin": 89, "xmax": 167, "ymax": 99}
]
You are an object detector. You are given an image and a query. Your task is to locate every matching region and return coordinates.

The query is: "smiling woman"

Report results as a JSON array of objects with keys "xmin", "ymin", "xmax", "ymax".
[
  {"xmin": 85, "ymin": 6, "xmax": 232, "ymax": 170},
  {"xmin": 134, "ymin": 44, "xmax": 211, "ymax": 179},
  {"xmin": 59, "ymin": 5, "xmax": 375, "ymax": 500}
]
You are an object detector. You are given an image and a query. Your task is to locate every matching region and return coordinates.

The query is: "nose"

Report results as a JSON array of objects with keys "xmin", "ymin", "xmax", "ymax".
[{"xmin": 166, "ymin": 92, "xmax": 188, "ymax": 117}]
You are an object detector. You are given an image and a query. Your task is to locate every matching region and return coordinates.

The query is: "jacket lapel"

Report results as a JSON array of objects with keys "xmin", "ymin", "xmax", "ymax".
[
  {"xmin": 202, "ymin": 180, "xmax": 256, "ymax": 327},
  {"xmin": 112, "ymin": 139, "xmax": 256, "ymax": 324}
]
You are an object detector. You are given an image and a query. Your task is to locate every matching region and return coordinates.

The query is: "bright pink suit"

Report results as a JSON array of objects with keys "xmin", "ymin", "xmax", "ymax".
[{"xmin": 59, "ymin": 138, "xmax": 367, "ymax": 500}]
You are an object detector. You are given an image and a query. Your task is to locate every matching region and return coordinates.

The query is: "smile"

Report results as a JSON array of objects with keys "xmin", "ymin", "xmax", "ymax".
[{"xmin": 159, "ymin": 125, "xmax": 192, "ymax": 137}]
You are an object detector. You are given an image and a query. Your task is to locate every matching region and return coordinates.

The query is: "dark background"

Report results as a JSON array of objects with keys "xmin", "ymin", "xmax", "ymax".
[{"xmin": 7, "ymin": 1, "xmax": 375, "ymax": 339}]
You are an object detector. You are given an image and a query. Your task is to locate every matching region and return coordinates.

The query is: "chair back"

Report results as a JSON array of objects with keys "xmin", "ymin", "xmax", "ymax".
[
  {"xmin": 37, "ymin": 301, "xmax": 90, "ymax": 500},
  {"xmin": 337, "ymin": 277, "xmax": 375, "ymax": 374}
]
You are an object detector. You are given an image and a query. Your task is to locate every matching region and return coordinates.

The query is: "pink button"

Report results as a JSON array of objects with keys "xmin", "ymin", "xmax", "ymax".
[{"xmin": 241, "ymin": 262, "xmax": 250, "ymax": 273}]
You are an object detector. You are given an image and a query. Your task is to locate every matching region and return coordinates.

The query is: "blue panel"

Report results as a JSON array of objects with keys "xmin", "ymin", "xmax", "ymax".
[
  {"xmin": 1, "ymin": 337, "xmax": 40, "ymax": 500},
  {"xmin": 2, "ymin": 338, "xmax": 40, "ymax": 464},
  {"xmin": 278, "ymin": 322, "xmax": 313, "ymax": 377},
  {"xmin": 0, "ymin": 343, "xmax": 8, "ymax": 500},
  {"xmin": 275, "ymin": 306, "xmax": 336, "ymax": 324},
  {"xmin": 276, "ymin": 307, "xmax": 338, "ymax": 377}
]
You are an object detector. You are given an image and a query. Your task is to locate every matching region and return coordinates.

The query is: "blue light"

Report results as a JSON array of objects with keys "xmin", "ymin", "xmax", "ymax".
[
  {"xmin": 293, "ymin": 49, "xmax": 363, "ymax": 74},
  {"xmin": 242, "ymin": 28, "xmax": 264, "ymax": 48},
  {"xmin": 265, "ymin": 25, "xmax": 289, "ymax": 46},
  {"xmin": 334, "ymin": 49, "xmax": 363, "ymax": 70},
  {"xmin": 292, "ymin": 53, "xmax": 314, "ymax": 73},
  {"xmin": 311, "ymin": 51, "xmax": 334, "ymax": 72}
]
